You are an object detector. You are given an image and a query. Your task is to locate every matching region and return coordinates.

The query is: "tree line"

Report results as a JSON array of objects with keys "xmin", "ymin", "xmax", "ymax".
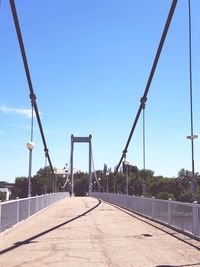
[{"xmin": 0, "ymin": 165, "xmax": 200, "ymax": 203}]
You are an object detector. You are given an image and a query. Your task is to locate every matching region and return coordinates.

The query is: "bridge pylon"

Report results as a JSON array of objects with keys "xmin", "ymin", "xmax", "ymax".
[{"xmin": 70, "ymin": 135, "xmax": 92, "ymax": 195}]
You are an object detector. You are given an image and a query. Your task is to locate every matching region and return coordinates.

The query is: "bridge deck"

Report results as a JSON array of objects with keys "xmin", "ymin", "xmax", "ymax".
[{"xmin": 0, "ymin": 197, "xmax": 200, "ymax": 267}]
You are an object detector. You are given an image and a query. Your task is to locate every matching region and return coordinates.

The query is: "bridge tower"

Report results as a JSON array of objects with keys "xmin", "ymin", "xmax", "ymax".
[{"xmin": 70, "ymin": 135, "xmax": 92, "ymax": 195}]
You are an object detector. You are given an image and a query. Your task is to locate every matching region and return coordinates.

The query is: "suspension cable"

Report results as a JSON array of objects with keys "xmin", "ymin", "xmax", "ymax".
[
  {"xmin": 30, "ymin": 103, "xmax": 34, "ymax": 142},
  {"xmin": 142, "ymin": 105, "xmax": 146, "ymax": 196},
  {"xmin": 9, "ymin": 0, "xmax": 54, "ymax": 175},
  {"xmin": 115, "ymin": 0, "xmax": 178, "ymax": 172},
  {"xmin": 59, "ymin": 159, "xmax": 71, "ymax": 189},
  {"xmin": 45, "ymin": 155, "xmax": 47, "ymax": 168},
  {"xmin": 143, "ymin": 107, "xmax": 146, "ymax": 170},
  {"xmin": 91, "ymin": 144, "xmax": 101, "ymax": 190}
]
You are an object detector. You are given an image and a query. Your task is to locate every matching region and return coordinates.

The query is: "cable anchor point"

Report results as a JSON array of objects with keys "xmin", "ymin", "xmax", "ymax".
[
  {"xmin": 140, "ymin": 97, "xmax": 147, "ymax": 109},
  {"xmin": 29, "ymin": 93, "xmax": 36, "ymax": 105}
]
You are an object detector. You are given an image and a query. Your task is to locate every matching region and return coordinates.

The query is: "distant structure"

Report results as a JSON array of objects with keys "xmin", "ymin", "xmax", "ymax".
[
  {"xmin": 0, "ymin": 182, "xmax": 14, "ymax": 201},
  {"xmin": 70, "ymin": 135, "xmax": 92, "ymax": 195}
]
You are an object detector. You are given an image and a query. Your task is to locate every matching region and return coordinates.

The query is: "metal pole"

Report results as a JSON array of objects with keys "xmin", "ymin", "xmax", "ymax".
[
  {"xmin": 28, "ymin": 103, "xmax": 34, "ymax": 198},
  {"xmin": 126, "ymin": 165, "xmax": 128, "ymax": 195},
  {"xmin": 70, "ymin": 135, "xmax": 74, "ymax": 196},
  {"xmin": 188, "ymin": 0, "xmax": 196, "ymax": 200},
  {"xmin": 89, "ymin": 135, "xmax": 92, "ymax": 194},
  {"xmin": 28, "ymin": 149, "xmax": 32, "ymax": 197},
  {"xmin": 143, "ymin": 107, "xmax": 146, "ymax": 196},
  {"xmin": 143, "ymin": 108, "xmax": 146, "ymax": 171}
]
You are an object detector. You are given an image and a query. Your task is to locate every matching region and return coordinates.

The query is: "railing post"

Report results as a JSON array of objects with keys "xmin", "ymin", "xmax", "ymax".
[
  {"xmin": 168, "ymin": 198, "xmax": 172, "ymax": 225},
  {"xmin": 152, "ymin": 197, "xmax": 155, "ymax": 219},
  {"xmin": 16, "ymin": 197, "xmax": 19, "ymax": 223},
  {"xmin": 192, "ymin": 201, "xmax": 198, "ymax": 236},
  {"xmin": 28, "ymin": 196, "xmax": 31, "ymax": 217},
  {"xmin": 132, "ymin": 195, "xmax": 135, "ymax": 211},
  {"xmin": 141, "ymin": 195, "xmax": 144, "ymax": 215},
  {"xmin": 36, "ymin": 195, "xmax": 38, "ymax": 212}
]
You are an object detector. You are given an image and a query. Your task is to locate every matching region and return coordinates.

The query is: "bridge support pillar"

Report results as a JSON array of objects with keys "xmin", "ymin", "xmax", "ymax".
[{"xmin": 70, "ymin": 135, "xmax": 93, "ymax": 195}]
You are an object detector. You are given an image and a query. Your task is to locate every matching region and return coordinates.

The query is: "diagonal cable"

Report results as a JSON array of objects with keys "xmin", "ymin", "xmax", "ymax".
[
  {"xmin": 9, "ymin": 0, "xmax": 54, "ymax": 175},
  {"xmin": 59, "ymin": 158, "xmax": 71, "ymax": 189},
  {"xmin": 91, "ymin": 144, "xmax": 101, "ymax": 189},
  {"xmin": 115, "ymin": 0, "xmax": 178, "ymax": 172}
]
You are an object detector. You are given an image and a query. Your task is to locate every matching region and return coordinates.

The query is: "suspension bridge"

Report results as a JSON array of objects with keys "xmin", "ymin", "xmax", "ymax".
[{"xmin": 1, "ymin": 0, "xmax": 200, "ymax": 266}]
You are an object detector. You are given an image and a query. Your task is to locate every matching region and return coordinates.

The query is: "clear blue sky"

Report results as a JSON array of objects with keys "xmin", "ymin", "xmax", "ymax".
[{"xmin": 0, "ymin": 0, "xmax": 200, "ymax": 182}]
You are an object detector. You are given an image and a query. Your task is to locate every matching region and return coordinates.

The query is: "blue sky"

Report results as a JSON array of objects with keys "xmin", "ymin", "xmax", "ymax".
[{"xmin": 0, "ymin": 0, "xmax": 200, "ymax": 182}]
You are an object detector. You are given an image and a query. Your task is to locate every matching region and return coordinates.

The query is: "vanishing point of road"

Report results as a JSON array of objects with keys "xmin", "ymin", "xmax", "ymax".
[{"xmin": 0, "ymin": 197, "xmax": 200, "ymax": 267}]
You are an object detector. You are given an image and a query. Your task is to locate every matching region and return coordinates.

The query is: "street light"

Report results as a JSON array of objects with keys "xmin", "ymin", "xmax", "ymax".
[
  {"xmin": 93, "ymin": 181, "xmax": 96, "ymax": 191},
  {"xmin": 98, "ymin": 177, "xmax": 101, "ymax": 192},
  {"xmin": 123, "ymin": 160, "xmax": 129, "ymax": 195},
  {"xmin": 26, "ymin": 141, "xmax": 35, "ymax": 198}
]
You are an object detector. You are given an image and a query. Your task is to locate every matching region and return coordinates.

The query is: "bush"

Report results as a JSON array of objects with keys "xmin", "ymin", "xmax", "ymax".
[
  {"xmin": 156, "ymin": 192, "xmax": 175, "ymax": 200},
  {"xmin": 0, "ymin": 191, "xmax": 6, "ymax": 202}
]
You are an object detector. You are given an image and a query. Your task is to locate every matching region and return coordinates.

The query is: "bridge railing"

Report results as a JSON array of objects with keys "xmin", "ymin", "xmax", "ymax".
[
  {"xmin": 90, "ymin": 192, "xmax": 200, "ymax": 239},
  {"xmin": 0, "ymin": 192, "xmax": 69, "ymax": 233}
]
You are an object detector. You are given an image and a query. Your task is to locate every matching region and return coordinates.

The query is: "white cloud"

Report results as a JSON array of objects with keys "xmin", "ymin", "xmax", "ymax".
[{"xmin": 0, "ymin": 104, "xmax": 37, "ymax": 118}]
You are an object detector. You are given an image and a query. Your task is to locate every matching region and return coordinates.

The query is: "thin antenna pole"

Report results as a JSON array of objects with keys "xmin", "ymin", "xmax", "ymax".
[
  {"xmin": 188, "ymin": 0, "xmax": 196, "ymax": 200},
  {"xmin": 142, "ymin": 106, "xmax": 146, "ymax": 196}
]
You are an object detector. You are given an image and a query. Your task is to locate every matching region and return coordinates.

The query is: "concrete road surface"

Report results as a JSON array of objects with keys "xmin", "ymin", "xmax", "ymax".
[{"xmin": 0, "ymin": 197, "xmax": 200, "ymax": 267}]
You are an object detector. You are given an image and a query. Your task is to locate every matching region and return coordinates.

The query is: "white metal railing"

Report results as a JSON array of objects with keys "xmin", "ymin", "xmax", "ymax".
[
  {"xmin": 0, "ymin": 192, "xmax": 69, "ymax": 233},
  {"xmin": 91, "ymin": 192, "xmax": 200, "ymax": 239}
]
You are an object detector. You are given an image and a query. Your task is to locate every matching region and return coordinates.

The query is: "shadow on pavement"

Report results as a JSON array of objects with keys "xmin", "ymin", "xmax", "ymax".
[
  {"xmin": 156, "ymin": 263, "xmax": 200, "ymax": 267},
  {"xmin": 0, "ymin": 198, "xmax": 101, "ymax": 255},
  {"xmin": 108, "ymin": 202, "xmax": 200, "ymax": 251}
]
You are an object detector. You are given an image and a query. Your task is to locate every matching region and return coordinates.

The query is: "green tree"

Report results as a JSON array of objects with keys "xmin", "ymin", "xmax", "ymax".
[
  {"xmin": 32, "ymin": 166, "xmax": 54, "ymax": 195},
  {"xmin": 156, "ymin": 192, "xmax": 175, "ymax": 200},
  {"xmin": 74, "ymin": 172, "xmax": 88, "ymax": 196},
  {"xmin": 0, "ymin": 191, "xmax": 6, "ymax": 201},
  {"xmin": 11, "ymin": 177, "xmax": 28, "ymax": 198}
]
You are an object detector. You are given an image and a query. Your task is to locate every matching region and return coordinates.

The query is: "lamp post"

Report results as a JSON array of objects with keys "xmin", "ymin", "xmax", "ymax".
[
  {"xmin": 123, "ymin": 160, "xmax": 129, "ymax": 195},
  {"xmin": 187, "ymin": 0, "xmax": 197, "ymax": 201},
  {"xmin": 98, "ymin": 177, "xmax": 101, "ymax": 192},
  {"xmin": 93, "ymin": 181, "xmax": 96, "ymax": 191},
  {"xmin": 26, "ymin": 141, "xmax": 35, "ymax": 198},
  {"xmin": 186, "ymin": 135, "xmax": 198, "ymax": 200}
]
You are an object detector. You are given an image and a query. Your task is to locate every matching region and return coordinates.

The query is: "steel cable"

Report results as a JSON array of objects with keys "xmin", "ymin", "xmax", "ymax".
[
  {"xmin": 9, "ymin": 0, "xmax": 54, "ymax": 176},
  {"xmin": 115, "ymin": 0, "xmax": 178, "ymax": 172}
]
